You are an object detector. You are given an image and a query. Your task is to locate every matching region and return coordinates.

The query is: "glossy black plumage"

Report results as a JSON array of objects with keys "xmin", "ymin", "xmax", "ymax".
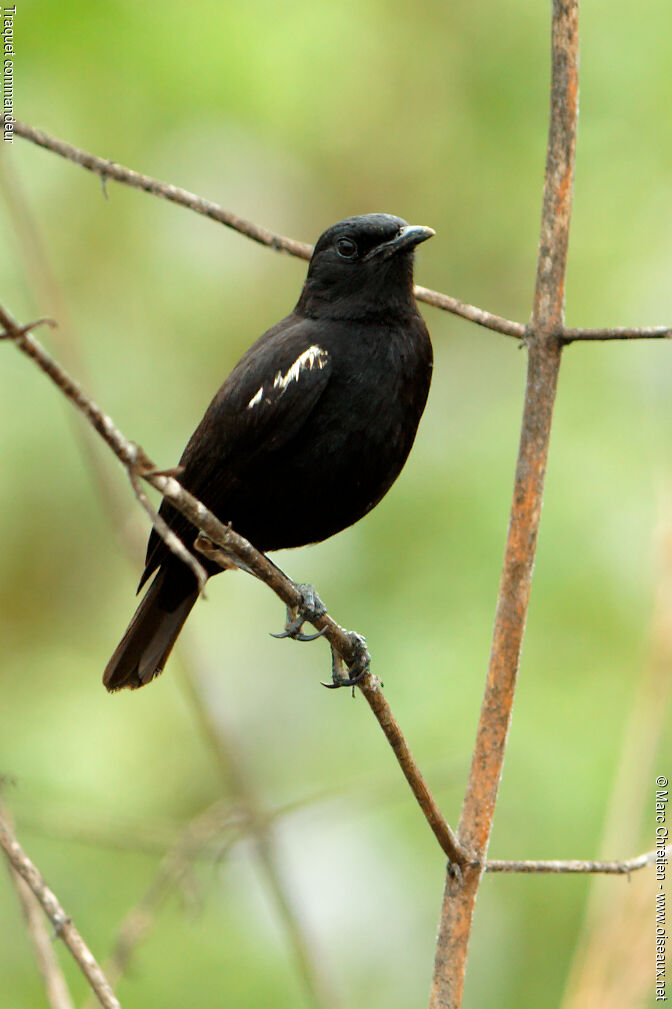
[{"xmin": 104, "ymin": 214, "xmax": 434, "ymax": 691}]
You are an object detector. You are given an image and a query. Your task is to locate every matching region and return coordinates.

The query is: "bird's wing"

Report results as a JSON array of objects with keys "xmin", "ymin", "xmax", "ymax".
[{"xmin": 139, "ymin": 318, "xmax": 334, "ymax": 588}]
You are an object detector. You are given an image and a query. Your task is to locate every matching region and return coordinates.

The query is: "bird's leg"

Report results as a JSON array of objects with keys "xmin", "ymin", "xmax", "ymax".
[
  {"xmin": 321, "ymin": 633, "xmax": 370, "ymax": 692},
  {"xmin": 270, "ymin": 583, "xmax": 328, "ymax": 642}
]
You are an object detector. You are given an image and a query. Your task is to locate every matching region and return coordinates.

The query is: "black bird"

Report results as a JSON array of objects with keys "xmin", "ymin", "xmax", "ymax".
[{"xmin": 104, "ymin": 213, "xmax": 434, "ymax": 692}]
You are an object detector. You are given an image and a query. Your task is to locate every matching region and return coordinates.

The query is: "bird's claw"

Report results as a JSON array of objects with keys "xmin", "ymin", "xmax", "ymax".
[
  {"xmin": 270, "ymin": 588, "xmax": 369, "ymax": 693},
  {"xmin": 321, "ymin": 633, "xmax": 370, "ymax": 692},
  {"xmin": 271, "ymin": 624, "xmax": 327, "ymax": 643},
  {"xmin": 270, "ymin": 583, "xmax": 327, "ymax": 642}
]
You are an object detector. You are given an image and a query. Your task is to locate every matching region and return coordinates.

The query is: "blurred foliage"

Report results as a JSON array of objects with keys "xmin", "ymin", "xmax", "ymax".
[{"xmin": 1, "ymin": 1, "xmax": 671, "ymax": 1007}]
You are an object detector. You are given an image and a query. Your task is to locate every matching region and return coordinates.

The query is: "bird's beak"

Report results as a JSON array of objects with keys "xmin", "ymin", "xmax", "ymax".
[{"xmin": 364, "ymin": 224, "xmax": 435, "ymax": 261}]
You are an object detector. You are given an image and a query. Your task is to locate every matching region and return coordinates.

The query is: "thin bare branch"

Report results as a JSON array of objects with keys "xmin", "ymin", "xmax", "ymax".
[
  {"xmin": 7, "ymin": 119, "xmax": 312, "ymax": 259},
  {"xmin": 5, "ymin": 117, "xmax": 522, "ymax": 338},
  {"xmin": 360, "ymin": 683, "xmax": 469, "ymax": 861},
  {"xmin": 413, "ymin": 285, "xmax": 525, "ymax": 338},
  {"xmin": 0, "ymin": 809, "xmax": 121, "ymax": 1009},
  {"xmin": 486, "ymin": 846, "xmax": 670, "ymax": 874},
  {"xmin": 7, "ymin": 117, "xmax": 669, "ymax": 345},
  {"xmin": 429, "ymin": 4, "xmax": 580, "ymax": 1006},
  {"xmin": 0, "ymin": 302, "xmax": 467, "ymax": 869}
]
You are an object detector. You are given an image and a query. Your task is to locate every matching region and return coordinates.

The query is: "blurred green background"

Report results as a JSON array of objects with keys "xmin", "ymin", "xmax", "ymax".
[{"xmin": 1, "ymin": 1, "xmax": 671, "ymax": 1007}]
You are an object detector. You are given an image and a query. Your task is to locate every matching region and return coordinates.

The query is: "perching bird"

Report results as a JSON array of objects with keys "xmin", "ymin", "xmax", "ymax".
[{"xmin": 104, "ymin": 213, "xmax": 434, "ymax": 692}]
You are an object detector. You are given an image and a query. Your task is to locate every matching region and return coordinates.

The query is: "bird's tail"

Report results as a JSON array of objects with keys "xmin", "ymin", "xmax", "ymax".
[{"xmin": 103, "ymin": 567, "xmax": 199, "ymax": 692}]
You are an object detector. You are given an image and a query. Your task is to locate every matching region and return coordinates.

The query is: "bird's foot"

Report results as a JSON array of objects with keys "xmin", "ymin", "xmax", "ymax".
[
  {"xmin": 321, "ymin": 633, "xmax": 370, "ymax": 693},
  {"xmin": 270, "ymin": 583, "xmax": 328, "ymax": 642}
]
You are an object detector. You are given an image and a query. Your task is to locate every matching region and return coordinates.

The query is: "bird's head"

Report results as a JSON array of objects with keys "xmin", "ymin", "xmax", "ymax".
[{"xmin": 296, "ymin": 214, "xmax": 434, "ymax": 321}]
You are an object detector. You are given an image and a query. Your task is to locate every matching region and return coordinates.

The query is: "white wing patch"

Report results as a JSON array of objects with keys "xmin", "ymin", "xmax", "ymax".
[
  {"xmin": 247, "ymin": 345, "xmax": 328, "ymax": 409},
  {"xmin": 247, "ymin": 386, "xmax": 264, "ymax": 409},
  {"xmin": 273, "ymin": 345, "xmax": 329, "ymax": 392}
]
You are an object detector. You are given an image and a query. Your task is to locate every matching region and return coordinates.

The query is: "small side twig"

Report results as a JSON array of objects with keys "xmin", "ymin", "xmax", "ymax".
[
  {"xmin": 0, "ymin": 809, "xmax": 121, "ymax": 1009},
  {"xmin": 485, "ymin": 846, "xmax": 671, "ymax": 874},
  {"xmin": 563, "ymin": 325, "xmax": 672, "ymax": 343},
  {"xmin": 127, "ymin": 469, "xmax": 207, "ymax": 594}
]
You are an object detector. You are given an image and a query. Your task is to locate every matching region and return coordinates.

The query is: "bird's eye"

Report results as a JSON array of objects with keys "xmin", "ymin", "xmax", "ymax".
[{"xmin": 336, "ymin": 237, "xmax": 358, "ymax": 260}]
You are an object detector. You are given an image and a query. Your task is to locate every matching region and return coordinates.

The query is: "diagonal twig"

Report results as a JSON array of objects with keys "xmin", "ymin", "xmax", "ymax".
[
  {"xmin": 5, "ymin": 119, "xmax": 312, "ymax": 260},
  {"xmin": 189, "ymin": 539, "xmax": 470, "ymax": 868},
  {"xmin": 9, "ymin": 872, "xmax": 76, "ymax": 1009},
  {"xmin": 0, "ymin": 808, "xmax": 121, "ymax": 1009},
  {"xmin": 2, "ymin": 117, "xmax": 526, "ymax": 341},
  {"xmin": 0, "ymin": 302, "xmax": 468, "ymax": 868}
]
